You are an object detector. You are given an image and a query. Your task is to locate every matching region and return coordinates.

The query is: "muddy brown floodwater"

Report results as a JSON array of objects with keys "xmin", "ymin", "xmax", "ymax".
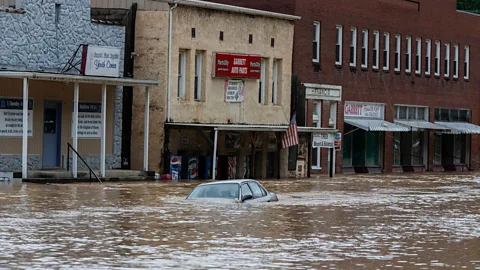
[{"xmin": 0, "ymin": 173, "xmax": 479, "ymax": 269}]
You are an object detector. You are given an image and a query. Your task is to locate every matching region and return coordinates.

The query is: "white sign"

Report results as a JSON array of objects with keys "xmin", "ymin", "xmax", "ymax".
[
  {"xmin": 225, "ymin": 80, "xmax": 245, "ymax": 102},
  {"xmin": 312, "ymin": 133, "xmax": 335, "ymax": 148},
  {"xmin": 82, "ymin": 45, "xmax": 121, "ymax": 78},
  {"xmin": 344, "ymin": 102, "xmax": 383, "ymax": 119},
  {"xmin": 0, "ymin": 98, "xmax": 33, "ymax": 137},
  {"xmin": 305, "ymin": 84, "xmax": 342, "ymax": 101},
  {"xmin": 72, "ymin": 102, "xmax": 102, "ymax": 138}
]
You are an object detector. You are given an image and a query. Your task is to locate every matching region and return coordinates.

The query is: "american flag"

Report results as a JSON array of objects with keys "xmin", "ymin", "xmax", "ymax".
[{"xmin": 282, "ymin": 113, "xmax": 299, "ymax": 149}]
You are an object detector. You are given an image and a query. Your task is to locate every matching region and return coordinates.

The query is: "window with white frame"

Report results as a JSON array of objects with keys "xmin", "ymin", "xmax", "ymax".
[
  {"xmin": 444, "ymin": 43, "xmax": 450, "ymax": 77},
  {"xmin": 395, "ymin": 105, "xmax": 428, "ymax": 121},
  {"xmin": 194, "ymin": 52, "xmax": 202, "ymax": 101},
  {"xmin": 335, "ymin": 25, "xmax": 343, "ymax": 65},
  {"xmin": 394, "ymin": 34, "xmax": 401, "ymax": 72},
  {"xmin": 405, "ymin": 36, "xmax": 412, "ymax": 73},
  {"xmin": 383, "ymin": 32, "xmax": 390, "ymax": 70},
  {"xmin": 361, "ymin": 29, "xmax": 368, "ymax": 68},
  {"xmin": 425, "ymin": 39, "xmax": 431, "ymax": 75},
  {"xmin": 313, "ymin": 22, "xmax": 321, "ymax": 63},
  {"xmin": 415, "ymin": 38, "xmax": 421, "ymax": 75},
  {"xmin": 272, "ymin": 59, "xmax": 279, "ymax": 105},
  {"xmin": 350, "ymin": 27, "xmax": 357, "ymax": 67},
  {"xmin": 259, "ymin": 58, "xmax": 266, "ymax": 104},
  {"xmin": 373, "ymin": 31, "xmax": 379, "ymax": 69},
  {"xmin": 453, "ymin": 44, "xmax": 459, "ymax": 79},
  {"xmin": 435, "ymin": 41, "xmax": 440, "ymax": 76},
  {"xmin": 312, "ymin": 102, "xmax": 321, "ymax": 169},
  {"xmin": 177, "ymin": 51, "xmax": 186, "ymax": 99},
  {"xmin": 464, "ymin": 45, "xmax": 470, "ymax": 80}
]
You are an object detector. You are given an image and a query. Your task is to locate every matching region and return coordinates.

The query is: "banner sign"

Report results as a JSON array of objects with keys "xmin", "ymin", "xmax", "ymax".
[
  {"xmin": 213, "ymin": 52, "xmax": 261, "ymax": 79},
  {"xmin": 344, "ymin": 102, "xmax": 383, "ymax": 119},
  {"xmin": 312, "ymin": 133, "xmax": 335, "ymax": 148},
  {"xmin": 81, "ymin": 45, "xmax": 121, "ymax": 78},
  {"xmin": 72, "ymin": 102, "xmax": 102, "ymax": 138},
  {"xmin": 0, "ymin": 98, "xmax": 33, "ymax": 137},
  {"xmin": 305, "ymin": 84, "xmax": 342, "ymax": 101},
  {"xmin": 334, "ymin": 132, "xmax": 342, "ymax": 151},
  {"xmin": 225, "ymin": 80, "xmax": 245, "ymax": 102}
]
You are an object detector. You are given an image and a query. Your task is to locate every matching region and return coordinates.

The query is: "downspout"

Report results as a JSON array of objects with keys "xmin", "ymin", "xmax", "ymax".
[{"xmin": 167, "ymin": 2, "xmax": 178, "ymax": 122}]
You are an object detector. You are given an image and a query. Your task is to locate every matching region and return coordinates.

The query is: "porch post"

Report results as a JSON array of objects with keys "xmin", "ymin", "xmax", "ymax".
[
  {"xmin": 100, "ymin": 84, "xmax": 107, "ymax": 178},
  {"xmin": 212, "ymin": 129, "xmax": 219, "ymax": 180},
  {"xmin": 22, "ymin": 78, "xmax": 29, "ymax": 179},
  {"xmin": 143, "ymin": 87, "xmax": 150, "ymax": 171},
  {"xmin": 72, "ymin": 82, "xmax": 79, "ymax": 178}
]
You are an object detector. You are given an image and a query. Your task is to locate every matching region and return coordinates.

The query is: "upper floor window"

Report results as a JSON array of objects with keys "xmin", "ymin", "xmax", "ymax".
[
  {"xmin": 405, "ymin": 36, "xmax": 412, "ymax": 73},
  {"xmin": 425, "ymin": 39, "xmax": 431, "ymax": 76},
  {"xmin": 435, "ymin": 108, "xmax": 471, "ymax": 123},
  {"xmin": 415, "ymin": 38, "xmax": 422, "ymax": 75},
  {"xmin": 272, "ymin": 59, "xmax": 279, "ymax": 105},
  {"xmin": 434, "ymin": 41, "xmax": 440, "ymax": 76},
  {"xmin": 259, "ymin": 58, "xmax": 267, "ymax": 104},
  {"xmin": 313, "ymin": 22, "xmax": 321, "ymax": 63},
  {"xmin": 373, "ymin": 31, "xmax": 379, "ymax": 69},
  {"xmin": 395, "ymin": 105, "xmax": 428, "ymax": 121},
  {"xmin": 361, "ymin": 29, "xmax": 368, "ymax": 68},
  {"xmin": 335, "ymin": 25, "xmax": 343, "ymax": 65},
  {"xmin": 444, "ymin": 43, "xmax": 450, "ymax": 77},
  {"xmin": 350, "ymin": 27, "xmax": 357, "ymax": 67},
  {"xmin": 464, "ymin": 45, "xmax": 470, "ymax": 80},
  {"xmin": 394, "ymin": 35, "xmax": 401, "ymax": 72},
  {"xmin": 453, "ymin": 44, "xmax": 459, "ymax": 79},
  {"xmin": 383, "ymin": 32, "xmax": 390, "ymax": 70},
  {"xmin": 194, "ymin": 52, "xmax": 203, "ymax": 101},
  {"xmin": 177, "ymin": 51, "xmax": 186, "ymax": 99}
]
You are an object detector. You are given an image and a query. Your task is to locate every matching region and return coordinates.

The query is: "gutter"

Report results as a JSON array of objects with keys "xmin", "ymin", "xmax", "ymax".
[{"xmin": 167, "ymin": 1, "xmax": 178, "ymax": 123}]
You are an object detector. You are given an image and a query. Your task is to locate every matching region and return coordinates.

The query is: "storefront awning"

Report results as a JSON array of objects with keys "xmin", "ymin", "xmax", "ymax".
[
  {"xmin": 395, "ymin": 120, "xmax": 450, "ymax": 131},
  {"xmin": 435, "ymin": 122, "xmax": 480, "ymax": 134},
  {"xmin": 345, "ymin": 118, "xmax": 410, "ymax": 132}
]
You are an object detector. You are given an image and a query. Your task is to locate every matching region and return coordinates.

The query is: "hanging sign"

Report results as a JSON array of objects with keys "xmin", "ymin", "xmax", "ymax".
[
  {"xmin": 312, "ymin": 133, "xmax": 335, "ymax": 148},
  {"xmin": 81, "ymin": 45, "xmax": 121, "ymax": 78},
  {"xmin": 344, "ymin": 102, "xmax": 383, "ymax": 119},
  {"xmin": 72, "ymin": 102, "xmax": 102, "ymax": 138},
  {"xmin": 213, "ymin": 53, "xmax": 261, "ymax": 79},
  {"xmin": 225, "ymin": 80, "xmax": 245, "ymax": 102},
  {"xmin": 0, "ymin": 98, "xmax": 33, "ymax": 137}
]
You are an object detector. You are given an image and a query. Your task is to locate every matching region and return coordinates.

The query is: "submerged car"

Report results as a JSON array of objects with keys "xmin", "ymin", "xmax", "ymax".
[{"xmin": 187, "ymin": 179, "xmax": 279, "ymax": 203}]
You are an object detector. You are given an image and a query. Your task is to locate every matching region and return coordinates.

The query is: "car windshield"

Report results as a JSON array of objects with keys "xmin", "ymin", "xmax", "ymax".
[{"xmin": 188, "ymin": 183, "xmax": 240, "ymax": 200}]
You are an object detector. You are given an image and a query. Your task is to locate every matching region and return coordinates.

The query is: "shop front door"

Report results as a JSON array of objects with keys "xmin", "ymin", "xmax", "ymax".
[{"xmin": 42, "ymin": 101, "xmax": 62, "ymax": 168}]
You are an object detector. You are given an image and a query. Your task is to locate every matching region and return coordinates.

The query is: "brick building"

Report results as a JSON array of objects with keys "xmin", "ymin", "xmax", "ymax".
[{"xmin": 204, "ymin": 0, "xmax": 480, "ymax": 174}]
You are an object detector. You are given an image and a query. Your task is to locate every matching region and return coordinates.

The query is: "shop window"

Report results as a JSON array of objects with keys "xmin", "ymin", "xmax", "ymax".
[
  {"xmin": 350, "ymin": 27, "xmax": 357, "ymax": 67},
  {"xmin": 383, "ymin": 32, "xmax": 390, "ymax": 70},
  {"xmin": 335, "ymin": 25, "xmax": 343, "ymax": 65},
  {"xmin": 454, "ymin": 134, "xmax": 466, "ymax": 164},
  {"xmin": 373, "ymin": 31, "xmax": 379, "ymax": 69},
  {"xmin": 393, "ymin": 132, "xmax": 401, "ymax": 166},
  {"xmin": 313, "ymin": 22, "xmax": 320, "ymax": 63},
  {"xmin": 405, "ymin": 36, "xmax": 412, "ymax": 73},
  {"xmin": 394, "ymin": 34, "xmax": 401, "ymax": 72},
  {"xmin": 453, "ymin": 44, "xmax": 459, "ymax": 79},
  {"xmin": 464, "ymin": 45, "xmax": 470, "ymax": 80},
  {"xmin": 194, "ymin": 52, "xmax": 203, "ymax": 101},
  {"xmin": 435, "ymin": 41, "xmax": 440, "ymax": 76},
  {"xmin": 425, "ymin": 39, "xmax": 431, "ymax": 75},
  {"xmin": 361, "ymin": 29, "xmax": 368, "ymax": 68},
  {"xmin": 415, "ymin": 38, "xmax": 421, "ymax": 75},
  {"xmin": 412, "ymin": 131, "xmax": 424, "ymax": 165},
  {"xmin": 258, "ymin": 58, "xmax": 266, "ymax": 104},
  {"xmin": 312, "ymin": 102, "xmax": 321, "ymax": 169},
  {"xmin": 272, "ymin": 59, "xmax": 279, "ymax": 105},
  {"xmin": 434, "ymin": 134, "xmax": 442, "ymax": 165},
  {"xmin": 343, "ymin": 124, "xmax": 353, "ymax": 167},
  {"xmin": 444, "ymin": 43, "xmax": 450, "ymax": 77},
  {"xmin": 366, "ymin": 132, "xmax": 379, "ymax": 166},
  {"xmin": 177, "ymin": 51, "xmax": 186, "ymax": 99}
]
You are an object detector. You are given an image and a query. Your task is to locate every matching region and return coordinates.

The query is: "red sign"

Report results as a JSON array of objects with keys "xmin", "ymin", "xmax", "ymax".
[{"xmin": 213, "ymin": 53, "xmax": 261, "ymax": 79}]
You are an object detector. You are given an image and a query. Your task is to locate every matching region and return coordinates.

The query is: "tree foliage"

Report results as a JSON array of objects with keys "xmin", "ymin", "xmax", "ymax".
[{"xmin": 457, "ymin": 0, "xmax": 480, "ymax": 14}]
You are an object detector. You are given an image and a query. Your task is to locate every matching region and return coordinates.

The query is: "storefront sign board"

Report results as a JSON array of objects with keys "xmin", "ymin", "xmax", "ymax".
[
  {"xmin": 312, "ymin": 132, "xmax": 335, "ymax": 148},
  {"xmin": 213, "ymin": 53, "xmax": 261, "ymax": 79},
  {"xmin": 72, "ymin": 102, "xmax": 102, "ymax": 138},
  {"xmin": 0, "ymin": 98, "xmax": 33, "ymax": 137},
  {"xmin": 344, "ymin": 102, "xmax": 383, "ymax": 119},
  {"xmin": 305, "ymin": 84, "xmax": 342, "ymax": 101},
  {"xmin": 81, "ymin": 45, "xmax": 121, "ymax": 78},
  {"xmin": 334, "ymin": 132, "xmax": 342, "ymax": 151}
]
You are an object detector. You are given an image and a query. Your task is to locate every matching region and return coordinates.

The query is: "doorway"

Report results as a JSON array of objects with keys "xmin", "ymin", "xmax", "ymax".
[{"xmin": 42, "ymin": 101, "xmax": 62, "ymax": 168}]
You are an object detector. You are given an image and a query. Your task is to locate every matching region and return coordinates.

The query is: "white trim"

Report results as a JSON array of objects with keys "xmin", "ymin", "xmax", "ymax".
[
  {"xmin": 350, "ymin": 27, "xmax": 357, "ymax": 67},
  {"xmin": 144, "ymin": 87, "xmax": 150, "ymax": 171},
  {"xmin": 312, "ymin": 102, "xmax": 322, "ymax": 170},
  {"xmin": 435, "ymin": 41, "xmax": 440, "ymax": 76},
  {"xmin": 194, "ymin": 52, "xmax": 202, "ymax": 101},
  {"xmin": 361, "ymin": 29, "xmax": 369, "ymax": 68},
  {"xmin": 100, "ymin": 84, "xmax": 107, "ymax": 178},
  {"xmin": 383, "ymin": 32, "xmax": 390, "ymax": 70},
  {"xmin": 335, "ymin": 25, "xmax": 343, "ymax": 65},
  {"xmin": 445, "ymin": 43, "xmax": 450, "ymax": 77},
  {"xmin": 177, "ymin": 51, "xmax": 186, "ymax": 99},
  {"xmin": 415, "ymin": 38, "xmax": 422, "ymax": 75},
  {"xmin": 454, "ymin": 44, "xmax": 459, "ymax": 79},
  {"xmin": 406, "ymin": 36, "xmax": 412, "ymax": 73},
  {"xmin": 22, "ymin": 78, "xmax": 28, "ymax": 179},
  {"xmin": 72, "ymin": 82, "xmax": 79, "ymax": 179},
  {"xmin": 425, "ymin": 39, "xmax": 431, "ymax": 76},
  {"xmin": 212, "ymin": 129, "xmax": 218, "ymax": 180},
  {"xmin": 373, "ymin": 31, "xmax": 380, "ymax": 69},
  {"xmin": 272, "ymin": 59, "xmax": 278, "ymax": 105},
  {"xmin": 313, "ymin": 22, "xmax": 321, "ymax": 63},
  {"xmin": 394, "ymin": 34, "xmax": 401, "ymax": 72},
  {"xmin": 464, "ymin": 45, "xmax": 470, "ymax": 80}
]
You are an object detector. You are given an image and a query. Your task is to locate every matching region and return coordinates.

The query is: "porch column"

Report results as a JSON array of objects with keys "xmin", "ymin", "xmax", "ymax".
[
  {"xmin": 72, "ymin": 82, "xmax": 79, "ymax": 178},
  {"xmin": 143, "ymin": 87, "xmax": 150, "ymax": 171},
  {"xmin": 22, "ymin": 78, "xmax": 29, "ymax": 179},
  {"xmin": 212, "ymin": 129, "xmax": 219, "ymax": 180},
  {"xmin": 100, "ymin": 84, "xmax": 107, "ymax": 178}
]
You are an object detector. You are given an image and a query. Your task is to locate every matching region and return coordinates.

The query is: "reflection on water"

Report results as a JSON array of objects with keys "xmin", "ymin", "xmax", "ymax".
[{"xmin": 0, "ymin": 173, "xmax": 479, "ymax": 269}]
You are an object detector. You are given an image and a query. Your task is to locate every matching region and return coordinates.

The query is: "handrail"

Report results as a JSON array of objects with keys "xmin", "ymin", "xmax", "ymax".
[{"xmin": 67, "ymin": 143, "xmax": 102, "ymax": 183}]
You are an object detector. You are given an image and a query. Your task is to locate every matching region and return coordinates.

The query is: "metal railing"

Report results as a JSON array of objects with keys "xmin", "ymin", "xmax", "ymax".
[{"xmin": 66, "ymin": 143, "xmax": 102, "ymax": 183}]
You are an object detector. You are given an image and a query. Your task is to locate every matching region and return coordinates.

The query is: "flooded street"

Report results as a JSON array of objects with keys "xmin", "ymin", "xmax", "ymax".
[{"xmin": 0, "ymin": 174, "xmax": 479, "ymax": 269}]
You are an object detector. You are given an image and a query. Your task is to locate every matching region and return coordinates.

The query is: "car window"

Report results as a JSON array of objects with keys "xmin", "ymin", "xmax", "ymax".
[
  {"xmin": 188, "ymin": 183, "xmax": 239, "ymax": 200},
  {"xmin": 242, "ymin": 184, "xmax": 253, "ymax": 198},
  {"xmin": 248, "ymin": 182, "xmax": 265, "ymax": 198}
]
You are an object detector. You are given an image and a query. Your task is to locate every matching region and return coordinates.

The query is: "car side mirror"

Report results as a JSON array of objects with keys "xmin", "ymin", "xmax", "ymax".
[{"xmin": 242, "ymin": 194, "xmax": 253, "ymax": 202}]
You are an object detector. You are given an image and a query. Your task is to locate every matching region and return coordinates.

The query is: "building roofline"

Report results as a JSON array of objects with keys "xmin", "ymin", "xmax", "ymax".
[{"xmin": 171, "ymin": 0, "xmax": 301, "ymax": 21}]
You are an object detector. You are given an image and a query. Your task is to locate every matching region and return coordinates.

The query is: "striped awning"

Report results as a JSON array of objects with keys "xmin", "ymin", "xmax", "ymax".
[
  {"xmin": 395, "ymin": 120, "xmax": 450, "ymax": 131},
  {"xmin": 345, "ymin": 118, "xmax": 410, "ymax": 132},
  {"xmin": 435, "ymin": 122, "xmax": 480, "ymax": 134}
]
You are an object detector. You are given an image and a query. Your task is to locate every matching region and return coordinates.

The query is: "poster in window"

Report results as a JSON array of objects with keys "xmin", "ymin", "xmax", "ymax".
[
  {"xmin": 225, "ymin": 132, "xmax": 241, "ymax": 149},
  {"xmin": 224, "ymin": 80, "xmax": 245, "ymax": 102},
  {"xmin": 0, "ymin": 98, "xmax": 33, "ymax": 137}
]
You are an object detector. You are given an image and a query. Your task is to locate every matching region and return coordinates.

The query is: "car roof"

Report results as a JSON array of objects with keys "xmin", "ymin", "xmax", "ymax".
[{"xmin": 196, "ymin": 179, "xmax": 258, "ymax": 186}]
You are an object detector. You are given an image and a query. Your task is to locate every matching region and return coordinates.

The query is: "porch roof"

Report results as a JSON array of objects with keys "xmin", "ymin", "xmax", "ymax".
[
  {"xmin": 0, "ymin": 71, "xmax": 160, "ymax": 87},
  {"xmin": 435, "ymin": 122, "xmax": 480, "ymax": 134},
  {"xmin": 166, "ymin": 122, "xmax": 337, "ymax": 133},
  {"xmin": 395, "ymin": 120, "xmax": 450, "ymax": 131},
  {"xmin": 345, "ymin": 118, "xmax": 410, "ymax": 132}
]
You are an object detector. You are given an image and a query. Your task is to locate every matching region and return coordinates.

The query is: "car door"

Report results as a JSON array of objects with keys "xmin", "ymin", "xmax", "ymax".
[
  {"xmin": 248, "ymin": 181, "xmax": 269, "ymax": 202},
  {"xmin": 241, "ymin": 183, "xmax": 255, "ymax": 203}
]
